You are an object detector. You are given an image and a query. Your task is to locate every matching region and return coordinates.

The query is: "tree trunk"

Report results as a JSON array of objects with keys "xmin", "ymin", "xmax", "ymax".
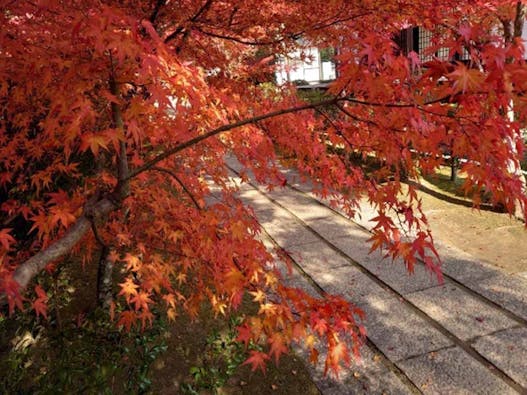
[
  {"xmin": 450, "ymin": 157, "xmax": 457, "ymax": 182},
  {"xmin": 96, "ymin": 246, "xmax": 114, "ymax": 308},
  {"xmin": 503, "ymin": 2, "xmax": 527, "ymax": 220}
]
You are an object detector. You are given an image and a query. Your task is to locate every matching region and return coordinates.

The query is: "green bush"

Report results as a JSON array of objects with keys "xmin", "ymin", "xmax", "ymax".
[
  {"xmin": 181, "ymin": 315, "xmax": 257, "ymax": 394},
  {"xmin": 0, "ymin": 303, "xmax": 167, "ymax": 394}
]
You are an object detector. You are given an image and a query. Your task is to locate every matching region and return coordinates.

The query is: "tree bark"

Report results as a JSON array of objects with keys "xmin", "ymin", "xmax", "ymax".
[
  {"xmin": 504, "ymin": 3, "xmax": 527, "ymax": 220},
  {"xmin": 96, "ymin": 246, "xmax": 114, "ymax": 308},
  {"xmin": 12, "ymin": 197, "xmax": 117, "ymax": 290}
]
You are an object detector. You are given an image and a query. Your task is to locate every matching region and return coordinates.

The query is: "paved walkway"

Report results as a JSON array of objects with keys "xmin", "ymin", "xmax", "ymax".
[{"xmin": 227, "ymin": 159, "xmax": 527, "ymax": 395}]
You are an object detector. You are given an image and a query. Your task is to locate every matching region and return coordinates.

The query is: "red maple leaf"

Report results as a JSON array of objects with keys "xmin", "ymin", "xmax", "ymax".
[
  {"xmin": 117, "ymin": 311, "xmax": 137, "ymax": 332},
  {"xmin": 236, "ymin": 323, "xmax": 253, "ymax": 347},
  {"xmin": 32, "ymin": 285, "xmax": 48, "ymax": 319},
  {"xmin": 0, "ymin": 228, "xmax": 16, "ymax": 251},
  {"xmin": 242, "ymin": 350, "xmax": 270, "ymax": 373}
]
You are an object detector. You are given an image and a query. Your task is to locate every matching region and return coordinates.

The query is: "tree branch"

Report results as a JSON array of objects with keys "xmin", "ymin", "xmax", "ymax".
[
  {"xmin": 149, "ymin": 166, "xmax": 202, "ymax": 209},
  {"xmin": 149, "ymin": 0, "xmax": 166, "ymax": 23},
  {"xmin": 164, "ymin": 0, "xmax": 213, "ymax": 43},
  {"xmin": 12, "ymin": 197, "xmax": 117, "ymax": 290},
  {"xmin": 3, "ymin": 88, "xmax": 497, "ymax": 294},
  {"xmin": 179, "ymin": 11, "xmax": 372, "ymax": 48},
  {"xmin": 127, "ymin": 92, "xmax": 478, "ymax": 180},
  {"xmin": 192, "ymin": 26, "xmax": 296, "ymax": 46},
  {"xmin": 109, "ymin": 65, "xmax": 130, "ymax": 200},
  {"xmin": 8, "ymin": 65, "xmax": 131, "ymax": 295},
  {"xmin": 127, "ymin": 97, "xmax": 342, "ymax": 179},
  {"xmin": 514, "ymin": 2, "xmax": 526, "ymax": 38}
]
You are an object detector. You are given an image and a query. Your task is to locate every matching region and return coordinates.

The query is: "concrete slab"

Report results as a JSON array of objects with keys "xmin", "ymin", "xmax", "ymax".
[
  {"xmin": 257, "ymin": 233, "xmax": 276, "ymax": 251},
  {"xmin": 265, "ymin": 190, "xmax": 336, "ymax": 220},
  {"xmin": 271, "ymin": 165, "xmax": 318, "ymax": 193},
  {"xmin": 366, "ymin": 259, "xmax": 442, "ymax": 296},
  {"xmin": 258, "ymin": 234, "xmax": 322, "ymax": 299},
  {"xmin": 204, "ymin": 192, "xmax": 223, "ymax": 207},
  {"xmin": 331, "ymin": 236, "xmax": 442, "ymax": 295},
  {"xmin": 260, "ymin": 219, "xmax": 320, "ymax": 249},
  {"xmin": 224, "ymin": 155, "xmax": 244, "ymax": 172},
  {"xmin": 235, "ymin": 181, "xmax": 256, "ymax": 193},
  {"xmin": 398, "ymin": 347, "xmax": 517, "ymax": 395},
  {"xmin": 357, "ymin": 296, "xmax": 452, "ymax": 362},
  {"xmin": 221, "ymin": 172, "xmax": 253, "ymax": 191},
  {"xmin": 237, "ymin": 189, "xmax": 273, "ymax": 211},
  {"xmin": 229, "ymin": 159, "xmax": 526, "ymax": 395},
  {"xmin": 464, "ymin": 274, "xmax": 527, "ymax": 321},
  {"xmin": 329, "ymin": 233, "xmax": 375, "ymax": 262},
  {"xmin": 253, "ymin": 207, "xmax": 295, "ymax": 225},
  {"xmin": 278, "ymin": 168, "xmax": 317, "ymax": 191},
  {"xmin": 305, "ymin": 215, "xmax": 368, "ymax": 242},
  {"xmin": 407, "ymin": 284, "xmax": 518, "ymax": 341},
  {"xmin": 290, "ymin": 180, "xmax": 315, "ymax": 194},
  {"xmin": 272, "ymin": 262, "xmax": 321, "ymax": 299},
  {"xmin": 437, "ymin": 242, "xmax": 499, "ymax": 282},
  {"xmin": 288, "ymin": 241, "xmax": 352, "ymax": 275},
  {"xmin": 282, "ymin": 271, "xmax": 321, "ymax": 298},
  {"xmin": 472, "ymin": 327, "xmax": 527, "ymax": 388},
  {"xmin": 314, "ymin": 264, "xmax": 393, "ymax": 305},
  {"xmin": 441, "ymin": 256, "xmax": 500, "ymax": 283},
  {"xmin": 294, "ymin": 342, "xmax": 413, "ymax": 395},
  {"xmin": 353, "ymin": 201, "xmax": 380, "ymax": 231}
]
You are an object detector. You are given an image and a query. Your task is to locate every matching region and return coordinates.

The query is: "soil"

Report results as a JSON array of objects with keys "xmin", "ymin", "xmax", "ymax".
[
  {"xmin": 150, "ymin": 309, "xmax": 321, "ymax": 394},
  {"xmin": 0, "ymin": 256, "xmax": 321, "ymax": 395},
  {"xmin": 414, "ymin": 176, "xmax": 527, "ymax": 274}
]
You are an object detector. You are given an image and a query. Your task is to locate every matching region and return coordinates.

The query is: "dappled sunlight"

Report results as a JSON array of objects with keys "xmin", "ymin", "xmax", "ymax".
[
  {"xmin": 11, "ymin": 330, "xmax": 41, "ymax": 353},
  {"xmin": 407, "ymin": 283, "xmax": 517, "ymax": 341},
  {"xmin": 473, "ymin": 327, "xmax": 527, "ymax": 388},
  {"xmin": 239, "ymin": 156, "xmax": 527, "ymax": 392}
]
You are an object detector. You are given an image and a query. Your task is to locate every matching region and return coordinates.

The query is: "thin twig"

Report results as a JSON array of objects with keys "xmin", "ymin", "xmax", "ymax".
[{"xmin": 149, "ymin": 166, "xmax": 201, "ymax": 210}]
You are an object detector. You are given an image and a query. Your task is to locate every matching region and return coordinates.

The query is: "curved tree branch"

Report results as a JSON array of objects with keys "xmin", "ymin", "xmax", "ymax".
[
  {"xmin": 150, "ymin": 166, "xmax": 202, "ymax": 210},
  {"xmin": 5, "ymin": 89, "xmax": 493, "ymax": 294},
  {"xmin": 149, "ymin": 0, "xmax": 167, "ymax": 23},
  {"xmin": 12, "ymin": 197, "xmax": 117, "ymax": 290},
  {"xmin": 127, "ymin": 97, "xmax": 342, "ymax": 179},
  {"xmin": 164, "ymin": 0, "xmax": 213, "ymax": 43}
]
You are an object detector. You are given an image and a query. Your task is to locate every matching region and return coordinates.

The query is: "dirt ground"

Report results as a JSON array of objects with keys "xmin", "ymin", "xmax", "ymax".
[
  {"xmin": 150, "ymin": 302, "xmax": 321, "ymax": 395},
  {"xmin": 415, "ymin": 177, "xmax": 527, "ymax": 274},
  {"xmin": 151, "ymin": 334, "xmax": 320, "ymax": 395}
]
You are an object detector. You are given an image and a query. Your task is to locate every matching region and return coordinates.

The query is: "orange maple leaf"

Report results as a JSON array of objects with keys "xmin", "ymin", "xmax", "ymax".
[
  {"xmin": 268, "ymin": 332, "xmax": 289, "ymax": 363},
  {"xmin": 129, "ymin": 291, "xmax": 152, "ymax": 311},
  {"xmin": 325, "ymin": 341, "xmax": 350, "ymax": 377},
  {"xmin": 224, "ymin": 268, "xmax": 245, "ymax": 292},
  {"xmin": 448, "ymin": 63, "xmax": 485, "ymax": 93},
  {"xmin": 117, "ymin": 311, "xmax": 137, "ymax": 332},
  {"xmin": 236, "ymin": 323, "xmax": 253, "ymax": 347},
  {"xmin": 79, "ymin": 133, "xmax": 109, "ymax": 156},
  {"xmin": 118, "ymin": 277, "xmax": 139, "ymax": 301},
  {"xmin": 123, "ymin": 253, "xmax": 142, "ymax": 272}
]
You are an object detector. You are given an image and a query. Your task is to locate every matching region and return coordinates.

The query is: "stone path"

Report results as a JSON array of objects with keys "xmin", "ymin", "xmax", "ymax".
[{"xmin": 226, "ymin": 159, "xmax": 527, "ymax": 395}]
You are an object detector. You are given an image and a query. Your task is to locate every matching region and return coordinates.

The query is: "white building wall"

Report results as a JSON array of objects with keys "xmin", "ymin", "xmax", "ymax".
[{"xmin": 276, "ymin": 47, "xmax": 336, "ymax": 85}]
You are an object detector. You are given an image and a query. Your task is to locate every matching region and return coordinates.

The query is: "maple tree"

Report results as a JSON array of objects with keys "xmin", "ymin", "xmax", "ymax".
[{"xmin": 1, "ymin": 0, "xmax": 527, "ymax": 375}]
